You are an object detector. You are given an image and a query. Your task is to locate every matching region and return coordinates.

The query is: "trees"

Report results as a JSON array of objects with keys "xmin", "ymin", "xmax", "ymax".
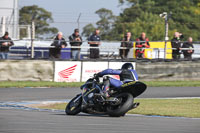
[
  {"xmin": 81, "ymin": 8, "xmax": 116, "ymax": 40},
  {"xmin": 19, "ymin": 5, "xmax": 58, "ymax": 39},
  {"xmin": 82, "ymin": 0, "xmax": 200, "ymax": 41},
  {"xmin": 81, "ymin": 24, "xmax": 96, "ymax": 38}
]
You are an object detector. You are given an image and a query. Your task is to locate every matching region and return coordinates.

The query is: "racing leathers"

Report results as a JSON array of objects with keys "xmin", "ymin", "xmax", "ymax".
[{"xmin": 97, "ymin": 69, "xmax": 138, "ymax": 97}]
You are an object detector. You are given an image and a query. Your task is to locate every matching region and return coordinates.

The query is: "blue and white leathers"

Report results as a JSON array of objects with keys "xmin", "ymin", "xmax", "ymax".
[{"xmin": 98, "ymin": 69, "xmax": 139, "ymax": 88}]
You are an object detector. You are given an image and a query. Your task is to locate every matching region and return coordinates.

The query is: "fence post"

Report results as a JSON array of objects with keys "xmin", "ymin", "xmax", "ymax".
[
  {"xmin": 31, "ymin": 20, "xmax": 35, "ymax": 59},
  {"xmin": 164, "ymin": 13, "xmax": 169, "ymax": 59}
]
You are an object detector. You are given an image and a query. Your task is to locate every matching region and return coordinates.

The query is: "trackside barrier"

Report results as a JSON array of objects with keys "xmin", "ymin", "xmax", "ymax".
[
  {"xmin": 1, "ymin": 60, "xmax": 200, "ymax": 81},
  {"xmin": 54, "ymin": 61, "xmax": 136, "ymax": 82},
  {"xmin": 4, "ymin": 40, "xmax": 200, "ymax": 59}
]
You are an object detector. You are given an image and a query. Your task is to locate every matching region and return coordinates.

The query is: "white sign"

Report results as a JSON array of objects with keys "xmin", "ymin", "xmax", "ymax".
[
  {"xmin": 54, "ymin": 61, "xmax": 81, "ymax": 82},
  {"xmin": 54, "ymin": 61, "xmax": 136, "ymax": 82},
  {"xmin": 81, "ymin": 62, "xmax": 108, "ymax": 81}
]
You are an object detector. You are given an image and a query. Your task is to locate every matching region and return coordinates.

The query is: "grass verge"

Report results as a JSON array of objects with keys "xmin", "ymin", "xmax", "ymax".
[
  {"xmin": 36, "ymin": 98, "xmax": 200, "ymax": 118},
  {"xmin": 0, "ymin": 80, "xmax": 200, "ymax": 88},
  {"xmin": 0, "ymin": 81, "xmax": 84, "ymax": 88},
  {"xmin": 129, "ymin": 98, "xmax": 200, "ymax": 118}
]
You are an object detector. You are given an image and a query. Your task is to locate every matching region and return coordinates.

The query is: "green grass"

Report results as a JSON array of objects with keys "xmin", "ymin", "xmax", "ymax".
[
  {"xmin": 129, "ymin": 99, "xmax": 200, "ymax": 118},
  {"xmin": 0, "ymin": 81, "xmax": 84, "ymax": 88},
  {"xmin": 36, "ymin": 99, "xmax": 200, "ymax": 118},
  {"xmin": 0, "ymin": 80, "xmax": 200, "ymax": 88},
  {"xmin": 143, "ymin": 81, "xmax": 200, "ymax": 87}
]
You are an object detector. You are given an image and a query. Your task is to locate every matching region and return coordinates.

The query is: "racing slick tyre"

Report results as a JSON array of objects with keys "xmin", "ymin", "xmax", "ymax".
[
  {"xmin": 65, "ymin": 95, "xmax": 82, "ymax": 115},
  {"xmin": 107, "ymin": 93, "xmax": 133, "ymax": 117}
]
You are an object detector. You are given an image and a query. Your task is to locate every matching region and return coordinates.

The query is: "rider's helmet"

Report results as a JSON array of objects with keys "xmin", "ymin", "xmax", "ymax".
[{"xmin": 121, "ymin": 63, "xmax": 134, "ymax": 70}]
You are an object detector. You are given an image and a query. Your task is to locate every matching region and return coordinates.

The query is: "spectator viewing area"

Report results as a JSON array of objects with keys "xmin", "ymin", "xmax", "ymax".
[{"xmin": 1, "ymin": 38, "xmax": 199, "ymax": 60}]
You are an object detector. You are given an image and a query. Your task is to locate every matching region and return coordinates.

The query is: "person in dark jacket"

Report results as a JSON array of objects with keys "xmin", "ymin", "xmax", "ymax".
[
  {"xmin": 181, "ymin": 37, "xmax": 194, "ymax": 59},
  {"xmin": 0, "ymin": 32, "xmax": 14, "ymax": 59},
  {"xmin": 135, "ymin": 32, "xmax": 150, "ymax": 58},
  {"xmin": 50, "ymin": 32, "xmax": 67, "ymax": 59},
  {"xmin": 171, "ymin": 32, "xmax": 184, "ymax": 59},
  {"xmin": 88, "ymin": 29, "xmax": 101, "ymax": 59},
  {"xmin": 69, "ymin": 29, "xmax": 82, "ymax": 60},
  {"xmin": 120, "ymin": 32, "xmax": 133, "ymax": 59}
]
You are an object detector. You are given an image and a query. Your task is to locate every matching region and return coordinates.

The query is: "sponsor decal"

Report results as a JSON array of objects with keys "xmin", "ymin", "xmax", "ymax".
[
  {"xmin": 85, "ymin": 70, "xmax": 102, "ymax": 73},
  {"xmin": 121, "ymin": 81, "xmax": 136, "ymax": 87},
  {"xmin": 58, "ymin": 65, "xmax": 77, "ymax": 79},
  {"xmin": 57, "ymin": 65, "xmax": 78, "ymax": 82},
  {"xmin": 54, "ymin": 62, "xmax": 81, "ymax": 82}
]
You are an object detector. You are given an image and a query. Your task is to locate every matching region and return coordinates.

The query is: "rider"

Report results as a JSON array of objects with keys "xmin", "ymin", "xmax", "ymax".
[{"xmin": 96, "ymin": 63, "xmax": 138, "ymax": 98}]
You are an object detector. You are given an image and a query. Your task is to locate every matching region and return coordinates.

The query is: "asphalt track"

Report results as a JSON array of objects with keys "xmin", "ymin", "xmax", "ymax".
[{"xmin": 0, "ymin": 87, "xmax": 200, "ymax": 133}]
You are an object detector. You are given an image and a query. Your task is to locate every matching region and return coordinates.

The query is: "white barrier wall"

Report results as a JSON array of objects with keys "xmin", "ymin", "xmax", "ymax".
[
  {"xmin": 54, "ymin": 61, "xmax": 136, "ymax": 82},
  {"xmin": 0, "ymin": 60, "xmax": 53, "ymax": 81},
  {"xmin": 1, "ymin": 60, "xmax": 200, "ymax": 82}
]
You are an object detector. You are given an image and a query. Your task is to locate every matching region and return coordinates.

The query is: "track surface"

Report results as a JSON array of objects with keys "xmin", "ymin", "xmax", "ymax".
[
  {"xmin": 0, "ymin": 87, "xmax": 200, "ymax": 133},
  {"xmin": 0, "ymin": 87, "xmax": 200, "ymax": 101}
]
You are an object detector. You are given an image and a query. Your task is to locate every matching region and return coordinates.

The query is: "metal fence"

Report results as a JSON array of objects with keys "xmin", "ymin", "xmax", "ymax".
[{"xmin": 0, "ymin": 39, "xmax": 200, "ymax": 61}]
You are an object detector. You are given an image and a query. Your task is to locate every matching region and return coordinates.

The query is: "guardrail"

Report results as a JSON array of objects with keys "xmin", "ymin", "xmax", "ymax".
[{"xmin": 0, "ymin": 40, "xmax": 200, "ymax": 60}]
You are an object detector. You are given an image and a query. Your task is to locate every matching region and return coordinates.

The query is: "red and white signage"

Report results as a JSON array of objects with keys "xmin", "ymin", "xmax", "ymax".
[
  {"xmin": 81, "ymin": 62, "xmax": 108, "ymax": 81},
  {"xmin": 54, "ymin": 61, "xmax": 136, "ymax": 82},
  {"xmin": 54, "ymin": 61, "xmax": 81, "ymax": 82}
]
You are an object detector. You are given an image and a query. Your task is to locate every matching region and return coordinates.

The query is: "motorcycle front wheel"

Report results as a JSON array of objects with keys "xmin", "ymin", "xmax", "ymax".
[
  {"xmin": 65, "ymin": 94, "xmax": 82, "ymax": 115},
  {"xmin": 107, "ymin": 93, "xmax": 133, "ymax": 117}
]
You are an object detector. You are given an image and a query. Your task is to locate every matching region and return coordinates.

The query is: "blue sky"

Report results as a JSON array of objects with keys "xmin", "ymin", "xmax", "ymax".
[{"xmin": 19, "ymin": 0, "xmax": 125, "ymax": 37}]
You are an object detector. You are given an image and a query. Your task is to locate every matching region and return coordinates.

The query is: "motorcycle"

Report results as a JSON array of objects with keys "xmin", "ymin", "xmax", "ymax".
[{"xmin": 65, "ymin": 75, "xmax": 147, "ymax": 117}]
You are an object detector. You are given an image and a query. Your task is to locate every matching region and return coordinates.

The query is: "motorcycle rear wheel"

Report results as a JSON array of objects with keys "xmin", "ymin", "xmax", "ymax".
[
  {"xmin": 65, "ymin": 95, "xmax": 82, "ymax": 115},
  {"xmin": 107, "ymin": 93, "xmax": 133, "ymax": 117}
]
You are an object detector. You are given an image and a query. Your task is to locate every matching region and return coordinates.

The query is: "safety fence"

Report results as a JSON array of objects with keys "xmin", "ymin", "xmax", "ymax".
[{"xmin": 0, "ymin": 40, "xmax": 200, "ymax": 60}]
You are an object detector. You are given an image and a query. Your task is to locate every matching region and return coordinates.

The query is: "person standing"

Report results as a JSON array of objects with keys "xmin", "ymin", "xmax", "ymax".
[
  {"xmin": 135, "ymin": 32, "xmax": 150, "ymax": 58},
  {"xmin": 69, "ymin": 29, "xmax": 82, "ymax": 60},
  {"xmin": 181, "ymin": 37, "xmax": 194, "ymax": 59},
  {"xmin": 0, "ymin": 32, "xmax": 14, "ymax": 59},
  {"xmin": 120, "ymin": 32, "xmax": 133, "ymax": 59},
  {"xmin": 50, "ymin": 32, "xmax": 67, "ymax": 59},
  {"xmin": 88, "ymin": 29, "xmax": 101, "ymax": 59},
  {"xmin": 171, "ymin": 32, "xmax": 184, "ymax": 59}
]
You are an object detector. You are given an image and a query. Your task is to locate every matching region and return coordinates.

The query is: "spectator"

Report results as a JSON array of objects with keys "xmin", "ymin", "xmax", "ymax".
[
  {"xmin": 171, "ymin": 32, "xmax": 184, "ymax": 59},
  {"xmin": 0, "ymin": 32, "xmax": 14, "ymax": 59},
  {"xmin": 50, "ymin": 32, "xmax": 67, "ymax": 59},
  {"xmin": 135, "ymin": 32, "xmax": 150, "ymax": 58},
  {"xmin": 181, "ymin": 37, "xmax": 194, "ymax": 59},
  {"xmin": 69, "ymin": 29, "xmax": 82, "ymax": 60},
  {"xmin": 88, "ymin": 29, "xmax": 101, "ymax": 59},
  {"xmin": 120, "ymin": 32, "xmax": 133, "ymax": 59}
]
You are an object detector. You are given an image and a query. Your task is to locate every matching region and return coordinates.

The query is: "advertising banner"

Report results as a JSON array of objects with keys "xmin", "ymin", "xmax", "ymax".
[
  {"xmin": 54, "ymin": 61, "xmax": 136, "ymax": 82},
  {"xmin": 81, "ymin": 62, "xmax": 108, "ymax": 82},
  {"xmin": 54, "ymin": 61, "xmax": 81, "ymax": 82}
]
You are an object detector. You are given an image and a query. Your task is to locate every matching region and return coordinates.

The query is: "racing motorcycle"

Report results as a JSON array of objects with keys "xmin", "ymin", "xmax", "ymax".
[{"xmin": 65, "ymin": 75, "xmax": 147, "ymax": 117}]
